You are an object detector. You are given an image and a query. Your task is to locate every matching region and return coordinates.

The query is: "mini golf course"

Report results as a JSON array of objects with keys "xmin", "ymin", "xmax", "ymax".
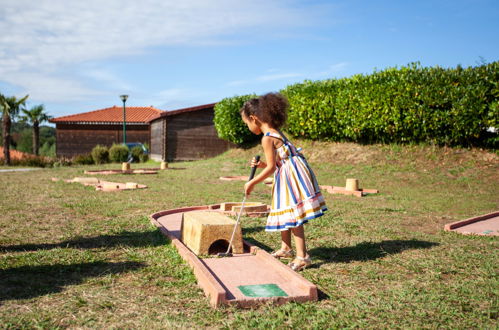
[{"xmin": 150, "ymin": 203, "xmax": 318, "ymax": 308}]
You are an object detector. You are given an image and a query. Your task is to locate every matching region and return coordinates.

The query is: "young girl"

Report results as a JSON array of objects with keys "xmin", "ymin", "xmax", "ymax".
[{"xmin": 241, "ymin": 92, "xmax": 327, "ymax": 271}]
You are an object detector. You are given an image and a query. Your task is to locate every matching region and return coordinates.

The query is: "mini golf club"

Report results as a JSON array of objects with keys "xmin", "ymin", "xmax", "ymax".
[{"xmin": 218, "ymin": 155, "xmax": 260, "ymax": 258}]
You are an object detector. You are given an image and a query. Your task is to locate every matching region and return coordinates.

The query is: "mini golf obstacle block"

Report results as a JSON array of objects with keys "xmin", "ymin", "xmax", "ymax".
[
  {"xmin": 220, "ymin": 202, "xmax": 268, "ymax": 213},
  {"xmin": 122, "ymin": 162, "xmax": 131, "ymax": 171},
  {"xmin": 320, "ymin": 178, "xmax": 379, "ymax": 197},
  {"xmin": 125, "ymin": 182, "xmax": 139, "ymax": 189},
  {"xmin": 181, "ymin": 211, "xmax": 243, "ymax": 256},
  {"xmin": 73, "ymin": 177, "xmax": 100, "ymax": 184},
  {"xmin": 345, "ymin": 178, "xmax": 359, "ymax": 191}
]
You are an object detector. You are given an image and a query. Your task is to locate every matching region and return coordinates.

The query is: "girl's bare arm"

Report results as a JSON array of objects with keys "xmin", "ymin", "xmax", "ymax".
[{"xmin": 244, "ymin": 136, "xmax": 276, "ymax": 195}]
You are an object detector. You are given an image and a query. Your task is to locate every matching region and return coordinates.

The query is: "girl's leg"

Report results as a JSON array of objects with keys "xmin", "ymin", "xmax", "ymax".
[
  {"xmin": 280, "ymin": 229, "xmax": 292, "ymax": 251},
  {"xmin": 290, "ymin": 225, "xmax": 307, "ymax": 258},
  {"xmin": 289, "ymin": 225, "xmax": 311, "ymax": 271}
]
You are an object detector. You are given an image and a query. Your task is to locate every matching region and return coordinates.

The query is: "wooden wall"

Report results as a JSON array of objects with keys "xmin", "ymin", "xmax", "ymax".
[
  {"xmin": 165, "ymin": 108, "xmax": 234, "ymax": 161},
  {"xmin": 150, "ymin": 120, "xmax": 166, "ymax": 161},
  {"xmin": 55, "ymin": 123, "xmax": 150, "ymax": 158}
]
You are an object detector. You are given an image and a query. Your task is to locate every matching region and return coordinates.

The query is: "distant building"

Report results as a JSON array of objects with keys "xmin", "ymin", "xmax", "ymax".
[
  {"xmin": 148, "ymin": 103, "xmax": 234, "ymax": 161},
  {"xmin": 50, "ymin": 103, "xmax": 234, "ymax": 160},
  {"xmin": 50, "ymin": 106, "xmax": 164, "ymax": 158}
]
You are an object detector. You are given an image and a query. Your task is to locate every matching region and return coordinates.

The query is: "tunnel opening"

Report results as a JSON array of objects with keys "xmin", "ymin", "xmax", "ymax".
[{"xmin": 208, "ymin": 239, "xmax": 231, "ymax": 255}]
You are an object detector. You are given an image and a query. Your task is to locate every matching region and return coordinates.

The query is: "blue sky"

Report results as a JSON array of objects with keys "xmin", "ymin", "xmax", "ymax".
[{"xmin": 1, "ymin": 0, "xmax": 498, "ymax": 122}]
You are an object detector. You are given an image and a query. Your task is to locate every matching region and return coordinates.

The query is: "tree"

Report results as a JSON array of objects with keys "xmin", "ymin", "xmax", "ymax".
[
  {"xmin": 0, "ymin": 93, "xmax": 29, "ymax": 165},
  {"xmin": 20, "ymin": 104, "xmax": 52, "ymax": 156}
]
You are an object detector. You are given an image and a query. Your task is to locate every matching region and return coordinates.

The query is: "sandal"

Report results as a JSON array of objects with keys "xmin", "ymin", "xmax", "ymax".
[
  {"xmin": 271, "ymin": 249, "xmax": 294, "ymax": 259},
  {"xmin": 289, "ymin": 255, "xmax": 312, "ymax": 271}
]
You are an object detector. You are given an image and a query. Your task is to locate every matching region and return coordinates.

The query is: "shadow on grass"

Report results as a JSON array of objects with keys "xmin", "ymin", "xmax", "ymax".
[
  {"xmin": 309, "ymin": 239, "xmax": 439, "ymax": 267},
  {"xmin": 243, "ymin": 237, "xmax": 274, "ymax": 252},
  {"xmin": 0, "ymin": 261, "xmax": 145, "ymax": 301},
  {"xmin": 0, "ymin": 230, "xmax": 168, "ymax": 252},
  {"xmin": 242, "ymin": 225, "xmax": 266, "ymax": 234}
]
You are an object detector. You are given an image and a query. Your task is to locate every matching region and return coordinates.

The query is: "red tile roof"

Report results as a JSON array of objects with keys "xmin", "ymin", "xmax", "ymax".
[
  {"xmin": 50, "ymin": 106, "xmax": 165, "ymax": 124},
  {"xmin": 147, "ymin": 103, "xmax": 217, "ymax": 122}
]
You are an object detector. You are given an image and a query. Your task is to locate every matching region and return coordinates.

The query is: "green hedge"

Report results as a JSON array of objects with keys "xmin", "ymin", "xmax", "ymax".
[
  {"xmin": 214, "ymin": 94, "xmax": 259, "ymax": 146},
  {"xmin": 283, "ymin": 62, "xmax": 498, "ymax": 146},
  {"xmin": 213, "ymin": 62, "xmax": 498, "ymax": 147}
]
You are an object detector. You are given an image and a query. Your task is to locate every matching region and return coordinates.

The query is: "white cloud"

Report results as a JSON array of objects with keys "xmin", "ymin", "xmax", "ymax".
[
  {"xmin": 226, "ymin": 63, "xmax": 348, "ymax": 88},
  {"xmin": 257, "ymin": 72, "xmax": 303, "ymax": 81},
  {"xmin": 314, "ymin": 62, "xmax": 349, "ymax": 78},
  {"xmin": 1, "ymin": 71, "xmax": 103, "ymax": 102},
  {"xmin": 80, "ymin": 68, "xmax": 133, "ymax": 92},
  {"xmin": 226, "ymin": 80, "xmax": 248, "ymax": 87},
  {"xmin": 329, "ymin": 62, "xmax": 349, "ymax": 72},
  {"xmin": 146, "ymin": 88, "xmax": 196, "ymax": 110},
  {"xmin": 0, "ymin": 0, "xmax": 323, "ymax": 70},
  {"xmin": 226, "ymin": 69, "xmax": 303, "ymax": 87},
  {"xmin": 0, "ymin": 0, "xmax": 331, "ymax": 103}
]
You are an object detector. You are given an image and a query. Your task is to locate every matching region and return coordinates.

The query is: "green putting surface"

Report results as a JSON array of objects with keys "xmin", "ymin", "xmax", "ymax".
[{"xmin": 238, "ymin": 284, "xmax": 288, "ymax": 298}]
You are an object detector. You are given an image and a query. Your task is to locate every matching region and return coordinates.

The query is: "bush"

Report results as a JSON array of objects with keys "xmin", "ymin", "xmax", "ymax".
[
  {"xmin": 53, "ymin": 157, "xmax": 72, "ymax": 167},
  {"xmin": 39, "ymin": 141, "xmax": 56, "ymax": 157},
  {"xmin": 1, "ymin": 155, "xmax": 56, "ymax": 168},
  {"xmin": 73, "ymin": 153, "xmax": 94, "ymax": 165},
  {"xmin": 91, "ymin": 145, "xmax": 109, "ymax": 164},
  {"xmin": 213, "ymin": 94, "xmax": 260, "ymax": 146},
  {"xmin": 281, "ymin": 62, "xmax": 499, "ymax": 147},
  {"xmin": 140, "ymin": 143, "xmax": 150, "ymax": 162},
  {"xmin": 140, "ymin": 152, "xmax": 149, "ymax": 163},
  {"xmin": 130, "ymin": 146, "xmax": 149, "ymax": 163},
  {"xmin": 213, "ymin": 62, "xmax": 498, "ymax": 147},
  {"xmin": 109, "ymin": 144, "xmax": 129, "ymax": 163}
]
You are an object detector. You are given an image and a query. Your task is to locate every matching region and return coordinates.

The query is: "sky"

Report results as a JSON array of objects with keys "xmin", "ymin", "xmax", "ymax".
[{"xmin": 1, "ymin": 0, "xmax": 498, "ymax": 122}]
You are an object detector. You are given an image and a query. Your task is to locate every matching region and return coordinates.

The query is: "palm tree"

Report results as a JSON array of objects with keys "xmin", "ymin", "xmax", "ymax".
[
  {"xmin": 0, "ymin": 93, "xmax": 29, "ymax": 165},
  {"xmin": 20, "ymin": 105, "xmax": 52, "ymax": 156}
]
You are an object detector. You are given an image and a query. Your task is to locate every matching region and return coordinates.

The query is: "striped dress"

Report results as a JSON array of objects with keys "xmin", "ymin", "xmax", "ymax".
[{"xmin": 265, "ymin": 132, "xmax": 327, "ymax": 231}]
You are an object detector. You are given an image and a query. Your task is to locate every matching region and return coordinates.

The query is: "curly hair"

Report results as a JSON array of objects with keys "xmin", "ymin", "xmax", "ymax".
[{"xmin": 240, "ymin": 92, "xmax": 288, "ymax": 129}]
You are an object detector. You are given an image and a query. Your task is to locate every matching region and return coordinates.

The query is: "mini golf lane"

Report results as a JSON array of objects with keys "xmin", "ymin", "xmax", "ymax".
[
  {"xmin": 150, "ymin": 205, "xmax": 318, "ymax": 308},
  {"xmin": 444, "ymin": 211, "xmax": 499, "ymax": 236},
  {"xmin": 84, "ymin": 167, "xmax": 186, "ymax": 175}
]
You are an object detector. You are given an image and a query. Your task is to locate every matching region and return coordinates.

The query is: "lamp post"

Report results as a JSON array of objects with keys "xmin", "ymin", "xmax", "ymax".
[{"xmin": 120, "ymin": 94, "xmax": 128, "ymax": 145}]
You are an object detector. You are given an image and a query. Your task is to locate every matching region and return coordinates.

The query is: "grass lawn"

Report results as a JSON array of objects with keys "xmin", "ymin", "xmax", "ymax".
[{"xmin": 0, "ymin": 141, "xmax": 498, "ymax": 328}]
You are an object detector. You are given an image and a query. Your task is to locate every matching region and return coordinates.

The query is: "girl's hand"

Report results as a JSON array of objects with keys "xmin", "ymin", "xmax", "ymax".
[
  {"xmin": 250, "ymin": 157, "xmax": 266, "ymax": 169},
  {"xmin": 244, "ymin": 181, "xmax": 255, "ymax": 196}
]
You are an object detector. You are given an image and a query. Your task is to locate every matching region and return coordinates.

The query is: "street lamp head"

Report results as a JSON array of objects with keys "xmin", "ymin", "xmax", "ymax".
[{"xmin": 120, "ymin": 94, "xmax": 128, "ymax": 102}]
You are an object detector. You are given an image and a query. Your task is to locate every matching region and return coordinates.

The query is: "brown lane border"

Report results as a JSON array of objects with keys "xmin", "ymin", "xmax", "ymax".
[
  {"xmin": 444, "ymin": 211, "xmax": 499, "ymax": 232},
  {"xmin": 150, "ymin": 205, "xmax": 318, "ymax": 308},
  {"xmin": 84, "ymin": 169, "xmax": 158, "ymax": 175},
  {"xmin": 150, "ymin": 206, "xmax": 226, "ymax": 307},
  {"xmin": 219, "ymin": 176, "xmax": 248, "ymax": 181}
]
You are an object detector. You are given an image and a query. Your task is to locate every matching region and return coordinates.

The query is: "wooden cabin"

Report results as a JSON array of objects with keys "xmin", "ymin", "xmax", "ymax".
[
  {"xmin": 51, "ymin": 103, "xmax": 234, "ymax": 161},
  {"xmin": 148, "ymin": 103, "xmax": 234, "ymax": 161},
  {"xmin": 50, "ymin": 106, "xmax": 164, "ymax": 158}
]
